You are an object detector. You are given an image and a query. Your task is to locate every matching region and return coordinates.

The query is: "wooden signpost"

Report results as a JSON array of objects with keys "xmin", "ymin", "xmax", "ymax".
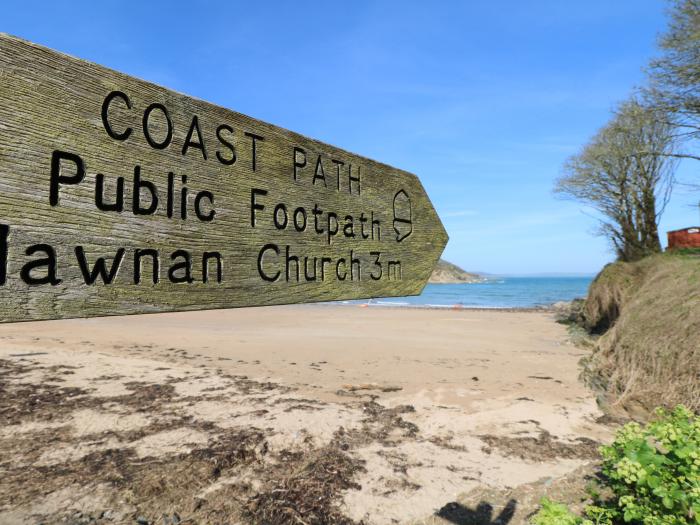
[{"xmin": 0, "ymin": 34, "xmax": 448, "ymax": 322}]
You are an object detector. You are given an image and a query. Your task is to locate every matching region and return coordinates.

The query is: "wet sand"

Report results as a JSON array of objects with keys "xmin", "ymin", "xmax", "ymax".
[{"xmin": 0, "ymin": 306, "xmax": 613, "ymax": 524}]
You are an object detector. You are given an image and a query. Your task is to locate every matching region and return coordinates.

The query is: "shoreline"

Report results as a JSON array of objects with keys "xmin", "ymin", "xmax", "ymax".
[{"xmin": 320, "ymin": 301, "xmax": 560, "ymax": 313}]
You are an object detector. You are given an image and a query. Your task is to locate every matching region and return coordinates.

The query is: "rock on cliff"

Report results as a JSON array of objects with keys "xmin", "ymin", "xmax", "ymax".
[{"xmin": 429, "ymin": 259, "xmax": 482, "ymax": 284}]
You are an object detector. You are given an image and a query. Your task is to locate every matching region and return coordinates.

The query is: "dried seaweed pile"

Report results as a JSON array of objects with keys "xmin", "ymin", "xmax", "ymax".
[{"xmin": 246, "ymin": 445, "xmax": 365, "ymax": 525}]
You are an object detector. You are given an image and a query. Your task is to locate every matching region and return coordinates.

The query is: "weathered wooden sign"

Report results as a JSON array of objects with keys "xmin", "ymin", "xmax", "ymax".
[{"xmin": 0, "ymin": 34, "xmax": 448, "ymax": 322}]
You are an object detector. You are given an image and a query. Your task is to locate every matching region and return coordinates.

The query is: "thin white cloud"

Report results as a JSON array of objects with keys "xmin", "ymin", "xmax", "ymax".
[
  {"xmin": 442, "ymin": 210, "xmax": 478, "ymax": 218},
  {"xmin": 448, "ymin": 208, "xmax": 587, "ymax": 236}
]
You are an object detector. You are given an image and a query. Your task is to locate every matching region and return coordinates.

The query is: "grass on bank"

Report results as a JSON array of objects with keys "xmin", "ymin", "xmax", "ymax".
[{"xmin": 580, "ymin": 251, "xmax": 700, "ymax": 415}]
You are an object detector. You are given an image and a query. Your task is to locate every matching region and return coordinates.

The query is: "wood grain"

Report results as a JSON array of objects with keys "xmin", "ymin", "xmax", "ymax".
[{"xmin": 0, "ymin": 34, "xmax": 448, "ymax": 322}]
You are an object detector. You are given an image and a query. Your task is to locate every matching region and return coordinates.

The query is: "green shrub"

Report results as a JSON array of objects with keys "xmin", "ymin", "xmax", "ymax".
[
  {"xmin": 531, "ymin": 498, "xmax": 584, "ymax": 525},
  {"xmin": 531, "ymin": 405, "xmax": 700, "ymax": 524}
]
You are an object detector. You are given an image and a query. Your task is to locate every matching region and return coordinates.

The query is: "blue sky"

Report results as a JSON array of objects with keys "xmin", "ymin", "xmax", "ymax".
[{"xmin": 5, "ymin": 1, "xmax": 699, "ymax": 274}]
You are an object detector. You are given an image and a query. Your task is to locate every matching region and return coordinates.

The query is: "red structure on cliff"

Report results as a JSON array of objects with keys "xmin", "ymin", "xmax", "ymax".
[{"xmin": 667, "ymin": 227, "xmax": 700, "ymax": 250}]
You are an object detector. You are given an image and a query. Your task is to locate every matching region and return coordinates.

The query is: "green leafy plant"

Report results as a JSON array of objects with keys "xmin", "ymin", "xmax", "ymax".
[
  {"xmin": 531, "ymin": 498, "xmax": 584, "ymax": 525},
  {"xmin": 531, "ymin": 405, "xmax": 700, "ymax": 524}
]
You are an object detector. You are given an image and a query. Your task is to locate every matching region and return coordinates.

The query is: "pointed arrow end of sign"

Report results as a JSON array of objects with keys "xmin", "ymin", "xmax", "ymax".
[
  {"xmin": 425, "ymin": 204, "xmax": 450, "ymax": 286},
  {"xmin": 406, "ymin": 177, "xmax": 449, "ymax": 295}
]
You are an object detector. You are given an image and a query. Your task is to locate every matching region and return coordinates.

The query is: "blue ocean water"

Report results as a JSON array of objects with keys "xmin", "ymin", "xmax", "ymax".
[{"xmin": 345, "ymin": 276, "xmax": 593, "ymax": 309}]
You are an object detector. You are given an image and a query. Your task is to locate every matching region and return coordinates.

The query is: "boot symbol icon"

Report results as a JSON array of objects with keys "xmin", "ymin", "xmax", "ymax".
[{"xmin": 393, "ymin": 190, "xmax": 412, "ymax": 242}]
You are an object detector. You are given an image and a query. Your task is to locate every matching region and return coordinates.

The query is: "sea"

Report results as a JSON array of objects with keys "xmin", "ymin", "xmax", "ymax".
[{"xmin": 338, "ymin": 276, "xmax": 594, "ymax": 309}]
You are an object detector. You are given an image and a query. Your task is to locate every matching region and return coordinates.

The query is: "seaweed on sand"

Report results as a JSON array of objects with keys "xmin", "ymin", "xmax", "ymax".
[{"xmin": 245, "ymin": 444, "xmax": 365, "ymax": 525}]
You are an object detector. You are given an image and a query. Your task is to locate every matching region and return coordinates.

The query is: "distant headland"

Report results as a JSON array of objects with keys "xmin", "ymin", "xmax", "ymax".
[{"xmin": 428, "ymin": 259, "xmax": 483, "ymax": 284}]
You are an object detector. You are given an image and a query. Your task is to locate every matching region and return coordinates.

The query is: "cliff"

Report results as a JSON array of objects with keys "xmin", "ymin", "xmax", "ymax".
[
  {"xmin": 581, "ymin": 252, "xmax": 700, "ymax": 415},
  {"xmin": 429, "ymin": 259, "xmax": 482, "ymax": 284}
]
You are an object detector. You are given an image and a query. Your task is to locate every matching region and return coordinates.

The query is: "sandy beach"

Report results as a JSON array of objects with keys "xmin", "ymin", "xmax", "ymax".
[{"xmin": 0, "ymin": 306, "xmax": 614, "ymax": 524}]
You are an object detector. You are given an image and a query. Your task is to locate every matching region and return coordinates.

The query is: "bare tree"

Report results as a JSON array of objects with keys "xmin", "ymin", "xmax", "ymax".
[
  {"xmin": 555, "ymin": 100, "xmax": 677, "ymax": 261},
  {"xmin": 647, "ymin": 0, "xmax": 700, "ymax": 167}
]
